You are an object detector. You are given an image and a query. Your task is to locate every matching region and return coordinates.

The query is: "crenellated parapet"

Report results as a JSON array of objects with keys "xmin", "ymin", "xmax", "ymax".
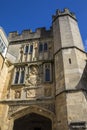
[
  {"xmin": 52, "ymin": 8, "xmax": 76, "ymax": 22},
  {"xmin": 8, "ymin": 27, "xmax": 53, "ymax": 43}
]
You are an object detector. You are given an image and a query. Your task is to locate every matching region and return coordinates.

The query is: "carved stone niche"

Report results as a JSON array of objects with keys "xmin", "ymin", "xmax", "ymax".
[
  {"xmin": 25, "ymin": 65, "xmax": 41, "ymax": 86},
  {"xmin": 44, "ymin": 87, "xmax": 51, "ymax": 97},
  {"xmin": 15, "ymin": 90, "xmax": 21, "ymax": 99},
  {"xmin": 26, "ymin": 89, "xmax": 36, "ymax": 98},
  {"xmin": 19, "ymin": 46, "xmax": 24, "ymax": 62}
]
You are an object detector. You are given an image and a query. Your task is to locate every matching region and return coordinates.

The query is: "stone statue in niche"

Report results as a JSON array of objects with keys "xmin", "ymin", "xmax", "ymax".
[
  {"xmin": 19, "ymin": 47, "xmax": 23, "ymax": 62},
  {"xmin": 15, "ymin": 91, "xmax": 21, "ymax": 98},
  {"xmin": 25, "ymin": 65, "xmax": 41, "ymax": 86},
  {"xmin": 7, "ymin": 90, "xmax": 10, "ymax": 99}
]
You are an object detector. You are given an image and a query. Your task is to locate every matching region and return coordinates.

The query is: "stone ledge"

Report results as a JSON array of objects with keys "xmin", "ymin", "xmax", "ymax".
[{"xmin": 0, "ymin": 97, "xmax": 55, "ymax": 105}]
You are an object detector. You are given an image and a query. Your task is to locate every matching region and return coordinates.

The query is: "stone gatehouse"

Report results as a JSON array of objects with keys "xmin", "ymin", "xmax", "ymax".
[{"xmin": 0, "ymin": 8, "xmax": 87, "ymax": 130}]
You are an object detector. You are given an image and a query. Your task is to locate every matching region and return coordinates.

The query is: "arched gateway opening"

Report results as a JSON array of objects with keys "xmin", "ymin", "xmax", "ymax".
[{"xmin": 13, "ymin": 113, "xmax": 52, "ymax": 130}]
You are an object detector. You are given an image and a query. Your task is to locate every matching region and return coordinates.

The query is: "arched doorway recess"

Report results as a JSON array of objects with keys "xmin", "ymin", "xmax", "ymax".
[
  {"xmin": 8, "ymin": 105, "xmax": 57, "ymax": 130},
  {"xmin": 13, "ymin": 113, "xmax": 52, "ymax": 130}
]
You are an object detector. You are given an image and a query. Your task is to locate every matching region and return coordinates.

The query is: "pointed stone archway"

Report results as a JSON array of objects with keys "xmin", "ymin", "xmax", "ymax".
[
  {"xmin": 13, "ymin": 113, "xmax": 52, "ymax": 130},
  {"xmin": 8, "ymin": 105, "xmax": 57, "ymax": 130}
]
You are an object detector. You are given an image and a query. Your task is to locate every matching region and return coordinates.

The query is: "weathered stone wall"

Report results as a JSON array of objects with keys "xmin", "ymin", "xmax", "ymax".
[
  {"xmin": 67, "ymin": 91, "xmax": 87, "ymax": 123},
  {"xmin": 62, "ymin": 48, "xmax": 86, "ymax": 90},
  {"xmin": 0, "ymin": 56, "xmax": 8, "ymax": 130},
  {"xmin": 0, "ymin": 58, "xmax": 8, "ymax": 99},
  {"xmin": 0, "ymin": 55, "xmax": 4, "ymax": 71},
  {"xmin": 0, "ymin": 104, "xmax": 9, "ymax": 130},
  {"xmin": 53, "ymin": 9, "xmax": 84, "ymax": 54},
  {"xmin": 53, "ymin": 8, "xmax": 87, "ymax": 130},
  {"xmin": 52, "ymin": 18, "xmax": 61, "ymax": 54},
  {"xmin": 0, "ymin": 54, "xmax": 14, "ymax": 130},
  {"xmin": 55, "ymin": 93, "xmax": 68, "ymax": 130},
  {"xmin": 54, "ymin": 50, "xmax": 65, "ymax": 95}
]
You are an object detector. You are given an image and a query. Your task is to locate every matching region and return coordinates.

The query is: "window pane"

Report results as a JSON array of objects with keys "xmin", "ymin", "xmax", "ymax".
[
  {"xmin": 14, "ymin": 71, "xmax": 19, "ymax": 84},
  {"xmin": 44, "ymin": 43, "xmax": 48, "ymax": 51},
  {"xmin": 29, "ymin": 45, "xmax": 33, "ymax": 53},
  {"xmin": 45, "ymin": 68, "xmax": 50, "ymax": 81},
  {"xmin": 25, "ymin": 45, "xmax": 29, "ymax": 54},
  {"xmin": 2, "ymin": 45, "xmax": 5, "ymax": 53},
  {"xmin": 20, "ymin": 71, "xmax": 25, "ymax": 83},
  {"xmin": 0, "ymin": 43, "xmax": 4, "ymax": 53},
  {"xmin": 39, "ymin": 43, "xmax": 43, "ymax": 52}
]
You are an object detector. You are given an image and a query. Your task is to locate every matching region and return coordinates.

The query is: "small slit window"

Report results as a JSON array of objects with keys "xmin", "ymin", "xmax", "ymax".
[{"xmin": 69, "ymin": 58, "xmax": 71, "ymax": 64}]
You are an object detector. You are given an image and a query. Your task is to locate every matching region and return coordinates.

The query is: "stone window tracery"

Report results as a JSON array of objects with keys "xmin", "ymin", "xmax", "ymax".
[
  {"xmin": 24, "ymin": 45, "xmax": 29, "ymax": 54},
  {"xmin": 29, "ymin": 44, "xmax": 33, "ymax": 53},
  {"xmin": 45, "ymin": 68, "xmax": 50, "ymax": 81},
  {"xmin": 24, "ymin": 44, "xmax": 33, "ymax": 54},
  {"xmin": 20, "ymin": 68, "xmax": 25, "ymax": 84},
  {"xmin": 0, "ymin": 37, "xmax": 6, "ymax": 54},
  {"xmin": 14, "ymin": 69, "xmax": 20, "ymax": 84},
  {"xmin": 39, "ymin": 42, "xmax": 48, "ymax": 53},
  {"xmin": 14, "ymin": 67, "xmax": 25, "ymax": 84},
  {"xmin": 44, "ymin": 63, "xmax": 52, "ymax": 82}
]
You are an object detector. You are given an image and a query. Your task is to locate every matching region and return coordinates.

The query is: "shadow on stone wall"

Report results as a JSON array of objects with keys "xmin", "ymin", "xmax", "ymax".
[{"xmin": 76, "ymin": 61, "xmax": 87, "ymax": 100}]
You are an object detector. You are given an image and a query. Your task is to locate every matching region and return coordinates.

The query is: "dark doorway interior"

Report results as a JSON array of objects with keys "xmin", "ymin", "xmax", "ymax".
[
  {"xmin": 13, "ymin": 113, "xmax": 52, "ymax": 130},
  {"xmin": 34, "ymin": 128, "xmax": 41, "ymax": 130}
]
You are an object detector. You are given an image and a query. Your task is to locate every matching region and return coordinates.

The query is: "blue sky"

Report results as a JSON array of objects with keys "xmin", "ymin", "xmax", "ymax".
[{"xmin": 0, "ymin": 0, "xmax": 87, "ymax": 50}]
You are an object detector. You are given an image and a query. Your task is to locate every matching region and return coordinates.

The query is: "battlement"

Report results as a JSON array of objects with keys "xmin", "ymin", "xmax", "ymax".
[
  {"xmin": 52, "ymin": 8, "xmax": 76, "ymax": 21},
  {"xmin": 8, "ymin": 27, "xmax": 53, "ymax": 43}
]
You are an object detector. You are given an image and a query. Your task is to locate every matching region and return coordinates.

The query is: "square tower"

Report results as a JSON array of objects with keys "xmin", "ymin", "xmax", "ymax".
[{"xmin": 53, "ymin": 8, "xmax": 87, "ymax": 130}]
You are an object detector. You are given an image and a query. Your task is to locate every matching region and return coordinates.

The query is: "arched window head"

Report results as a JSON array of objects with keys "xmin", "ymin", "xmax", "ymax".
[{"xmin": 44, "ymin": 43, "xmax": 48, "ymax": 51}]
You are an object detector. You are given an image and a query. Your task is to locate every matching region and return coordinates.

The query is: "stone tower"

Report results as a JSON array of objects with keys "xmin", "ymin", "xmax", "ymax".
[
  {"xmin": 53, "ymin": 8, "xmax": 87, "ymax": 129},
  {"xmin": 0, "ymin": 8, "xmax": 87, "ymax": 130}
]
